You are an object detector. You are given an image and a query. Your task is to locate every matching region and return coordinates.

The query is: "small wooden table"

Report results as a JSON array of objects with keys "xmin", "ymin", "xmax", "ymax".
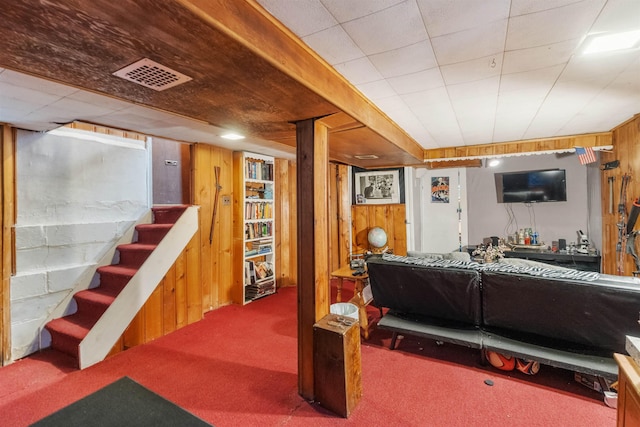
[{"xmin": 330, "ymin": 265, "xmax": 372, "ymax": 339}]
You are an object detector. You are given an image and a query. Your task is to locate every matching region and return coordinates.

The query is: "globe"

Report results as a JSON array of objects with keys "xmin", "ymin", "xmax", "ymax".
[{"xmin": 368, "ymin": 227, "xmax": 387, "ymax": 249}]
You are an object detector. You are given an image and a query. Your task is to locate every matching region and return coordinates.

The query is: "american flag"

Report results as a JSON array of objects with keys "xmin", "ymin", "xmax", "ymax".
[{"xmin": 575, "ymin": 146, "xmax": 597, "ymax": 165}]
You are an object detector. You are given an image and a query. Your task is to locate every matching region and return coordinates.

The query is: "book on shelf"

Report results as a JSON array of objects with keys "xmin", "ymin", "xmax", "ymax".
[
  {"xmin": 254, "ymin": 261, "xmax": 273, "ymax": 280},
  {"xmin": 245, "ymin": 159, "xmax": 274, "ymax": 181},
  {"xmin": 244, "ymin": 260, "xmax": 256, "ymax": 284}
]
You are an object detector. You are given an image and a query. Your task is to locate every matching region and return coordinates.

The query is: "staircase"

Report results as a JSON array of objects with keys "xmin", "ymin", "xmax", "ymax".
[{"xmin": 45, "ymin": 205, "xmax": 190, "ymax": 368}]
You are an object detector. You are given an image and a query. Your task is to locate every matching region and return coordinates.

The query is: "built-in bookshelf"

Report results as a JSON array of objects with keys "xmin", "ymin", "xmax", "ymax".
[{"xmin": 233, "ymin": 151, "xmax": 276, "ymax": 304}]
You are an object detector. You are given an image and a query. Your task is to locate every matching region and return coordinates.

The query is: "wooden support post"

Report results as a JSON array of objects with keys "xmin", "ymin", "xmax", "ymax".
[
  {"xmin": 1, "ymin": 125, "xmax": 16, "ymax": 366},
  {"xmin": 296, "ymin": 118, "xmax": 330, "ymax": 400}
]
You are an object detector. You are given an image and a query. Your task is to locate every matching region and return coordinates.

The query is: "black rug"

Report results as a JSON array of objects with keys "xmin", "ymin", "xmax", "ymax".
[{"xmin": 31, "ymin": 376, "xmax": 212, "ymax": 427}]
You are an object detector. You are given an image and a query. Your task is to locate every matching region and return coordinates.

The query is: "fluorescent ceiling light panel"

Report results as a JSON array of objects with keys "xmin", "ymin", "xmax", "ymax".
[
  {"xmin": 582, "ymin": 30, "xmax": 640, "ymax": 55},
  {"xmin": 221, "ymin": 133, "xmax": 245, "ymax": 140}
]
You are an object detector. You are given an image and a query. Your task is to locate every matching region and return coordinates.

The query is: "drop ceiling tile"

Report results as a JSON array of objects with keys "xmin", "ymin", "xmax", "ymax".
[
  {"xmin": 10, "ymin": 120, "xmax": 61, "ymax": 132},
  {"xmin": 447, "ymin": 76, "xmax": 500, "ymax": 102},
  {"xmin": 0, "ymin": 82, "xmax": 61, "ymax": 106},
  {"xmin": 256, "ymin": 0, "xmax": 336, "ymax": 37},
  {"xmin": 387, "ymin": 67, "xmax": 444, "ymax": 94},
  {"xmin": 401, "ymin": 86, "xmax": 450, "ymax": 109},
  {"xmin": 431, "ymin": 19, "xmax": 507, "ymax": 65},
  {"xmin": 333, "ymin": 57, "xmax": 384, "ymax": 85},
  {"xmin": 118, "ymin": 105, "xmax": 186, "ymax": 122},
  {"xmin": 320, "ymin": 0, "xmax": 405, "ymax": 23},
  {"xmin": 561, "ymin": 50, "xmax": 639, "ymax": 84},
  {"xmin": 417, "ymin": 0, "xmax": 510, "ymax": 37},
  {"xmin": 302, "ymin": 25, "xmax": 364, "ymax": 65},
  {"xmin": 356, "ymin": 79, "xmax": 397, "ymax": 100},
  {"xmin": 510, "ymin": 0, "xmax": 596, "ymax": 16},
  {"xmin": 506, "ymin": 0, "xmax": 604, "ymax": 50},
  {"xmin": 0, "ymin": 69, "xmax": 78, "ymax": 97},
  {"xmin": 440, "ymin": 54, "xmax": 502, "ymax": 85},
  {"xmin": 342, "ymin": 1, "xmax": 428, "ymax": 55},
  {"xmin": 589, "ymin": 0, "xmax": 640, "ymax": 32},
  {"xmin": 67, "ymin": 90, "xmax": 135, "ymax": 112},
  {"xmin": 499, "ymin": 65, "xmax": 564, "ymax": 95},
  {"xmin": 492, "ymin": 125, "xmax": 528, "ymax": 143},
  {"xmin": 373, "ymin": 95, "xmax": 410, "ymax": 113},
  {"xmin": 369, "ymin": 40, "xmax": 437, "ymax": 78},
  {"xmin": 502, "ymin": 40, "xmax": 577, "ymax": 74}
]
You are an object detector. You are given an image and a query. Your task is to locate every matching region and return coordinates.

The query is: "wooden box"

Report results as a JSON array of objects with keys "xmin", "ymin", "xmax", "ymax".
[{"xmin": 313, "ymin": 313, "xmax": 362, "ymax": 418}]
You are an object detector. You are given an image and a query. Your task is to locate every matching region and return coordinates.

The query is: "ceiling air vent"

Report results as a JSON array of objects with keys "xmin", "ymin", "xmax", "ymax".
[
  {"xmin": 354, "ymin": 154, "xmax": 379, "ymax": 160},
  {"xmin": 112, "ymin": 58, "xmax": 192, "ymax": 91}
]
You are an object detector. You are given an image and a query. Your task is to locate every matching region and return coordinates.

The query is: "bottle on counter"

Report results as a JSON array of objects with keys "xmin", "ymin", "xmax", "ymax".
[{"xmin": 531, "ymin": 232, "xmax": 539, "ymax": 245}]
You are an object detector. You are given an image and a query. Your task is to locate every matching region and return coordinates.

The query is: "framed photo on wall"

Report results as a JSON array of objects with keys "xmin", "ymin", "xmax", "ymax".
[
  {"xmin": 431, "ymin": 176, "xmax": 450, "ymax": 203},
  {"xmin": 352, "ymin": 167, "xmax": 405, "ymax": 205}
]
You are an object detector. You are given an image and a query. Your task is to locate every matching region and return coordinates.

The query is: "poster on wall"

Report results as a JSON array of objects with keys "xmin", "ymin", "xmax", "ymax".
[
  {"xmin": 352, "ymin": 167, "xmax": 404, "ymax": 205},
  {"xmin": 431, "ymin": 176, "xmax": 450, "ymax": 203}
]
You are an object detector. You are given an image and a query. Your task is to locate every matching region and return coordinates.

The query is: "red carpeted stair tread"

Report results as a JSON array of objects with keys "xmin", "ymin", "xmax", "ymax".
[
  {"xmin": 97, "ymin": 265, "xmax": 138, "ymax": 276},
  {"xmin": 46, "ymin": 314, "xmax": 94, "ymax": 341},
  {"xmin": 117, "ymin": 243, "xmax": 157, "ymax": 251},
  {"xmin": 74, "ymin": 288, "xmax": 118, "ymax": 314},
  {"xmin": 116, "ymin": 243, "xmax": 157, "ymax": 268},
  {"xmin": 152, "ymin": 205, "xmax": 188, "ymax": 224},
  {"xmin": 135, "ymin": 223, "xmax": 173, "ymax": 245}
]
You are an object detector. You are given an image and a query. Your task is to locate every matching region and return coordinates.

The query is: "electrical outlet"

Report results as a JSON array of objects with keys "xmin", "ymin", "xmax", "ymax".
[
  {"xmin": 222, "ymin": 195, "xmax": 231, "ymax": 206},
  {"xmin": 165, "ymin": 160, "xmax": 178, "ymax": 166}
]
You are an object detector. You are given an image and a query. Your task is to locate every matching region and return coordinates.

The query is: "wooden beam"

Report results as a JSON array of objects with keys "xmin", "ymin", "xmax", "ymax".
[
  {"xmin": 424, "ymin": 159, "xmax": 482, "ymax": 169},
  {"xmin": 176, "ymin": 0, "xmax": 424, "ymax": 163},
  {"xmin": 424, "ymin": 132, "xmax": 613, "ymax": 161},
  {"xmin": 295, "ymin": 118, "xmax": 330, "ymax": 400}
]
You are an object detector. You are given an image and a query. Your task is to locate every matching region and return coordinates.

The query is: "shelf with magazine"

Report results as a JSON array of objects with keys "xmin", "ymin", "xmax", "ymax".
[{"xmin": 233, "ymin": 151, "xmax": 276, "ymax": 305}]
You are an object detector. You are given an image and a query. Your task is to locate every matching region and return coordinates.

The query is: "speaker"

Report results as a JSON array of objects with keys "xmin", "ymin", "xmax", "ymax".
[{"xmin": 559, "ymin": 239, "xmax": 566, "ymax": 250}]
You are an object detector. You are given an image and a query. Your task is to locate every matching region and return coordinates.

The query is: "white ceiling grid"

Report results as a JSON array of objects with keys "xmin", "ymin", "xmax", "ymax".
[{"xmin": 258, "ymin": 0, "xmax": 640, "ymax": 149}]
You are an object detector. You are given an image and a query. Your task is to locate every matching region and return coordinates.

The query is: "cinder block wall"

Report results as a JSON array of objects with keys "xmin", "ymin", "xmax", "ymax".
[{"xmin": 11, "ymin": 129, "xmax": 149, "ymax": 360}]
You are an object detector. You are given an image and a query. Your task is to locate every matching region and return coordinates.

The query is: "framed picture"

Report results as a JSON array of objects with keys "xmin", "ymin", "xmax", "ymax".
[
  {"xmin": 352, "ymin": 167, "xmax": 405, "ymax": 205},
  {"xmin": 431, "ymin": 176, "xmax": 449, "ymax": 203}
]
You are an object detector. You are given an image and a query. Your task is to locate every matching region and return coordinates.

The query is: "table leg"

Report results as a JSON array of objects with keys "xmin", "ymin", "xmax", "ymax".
[
  {"xmin": 349, "ymin": 278, "xmax": 369, "ymax": 339},
  {"xmin": 336, "ymin": 277, "xmax": 343, "ymax": 302}
]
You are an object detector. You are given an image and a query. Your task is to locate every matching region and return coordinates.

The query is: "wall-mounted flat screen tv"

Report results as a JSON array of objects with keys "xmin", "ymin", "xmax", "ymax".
[{"xmin": 495, "ymin": 169, "xmax": 567, "ymax": 203}]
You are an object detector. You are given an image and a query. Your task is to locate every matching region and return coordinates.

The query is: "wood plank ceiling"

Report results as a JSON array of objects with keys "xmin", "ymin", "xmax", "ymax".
[{"xmin": 0, "ymin": 0, "xmax": 424, "ymax": 168}]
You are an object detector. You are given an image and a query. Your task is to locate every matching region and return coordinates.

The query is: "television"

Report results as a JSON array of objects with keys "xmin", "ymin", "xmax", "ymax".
[{"xmin": 495, "ymin": 169, "xmax": 567, "ymax": 203}]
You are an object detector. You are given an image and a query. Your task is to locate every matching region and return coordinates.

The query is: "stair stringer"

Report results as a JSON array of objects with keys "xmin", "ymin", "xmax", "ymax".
[{"xmin": 78, "ymin": 205, "xmax": 199, "ymax": 369}]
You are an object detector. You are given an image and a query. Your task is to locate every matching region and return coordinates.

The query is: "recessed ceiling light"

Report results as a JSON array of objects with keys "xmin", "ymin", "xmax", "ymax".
[
  {"xmin": 354, "ymin": 154, "xmax": 379, "ymax": 160},
  {"xmin": 488, "ymin": 159, "xmax": 500, "ymax": 167},
  {"xmin": 583, "ymin": 30, "xmax": 640, "ymax": 55},
  {"xmin": 221, "ymin": 133, "xmax": 245, "ymax": 140}
]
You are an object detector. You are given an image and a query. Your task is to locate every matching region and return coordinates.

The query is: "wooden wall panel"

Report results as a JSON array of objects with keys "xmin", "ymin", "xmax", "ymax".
[
  {"xmin": 336, "ymin": 164, "xmax": 351, "ymax": 269},
  {"xmin": 329, "ymin": 163, "xmax": 339, "ymax": 271},
  {"xmin": 350, "ymin": 204, "xmax": 407, "ymax": 256},
  {"xmin": 275, "ymin": 159, "xmax": 297, "ymax": 287},
  {"xmin": 327, "ymin": 163, "xmax": 353, "ymax": 271},
  {"xmin": 162, "ymin": 265, "xmax": 177, "ymax": 335},
  {"xmin": 191, "ymin": 143, "xmax": 234, "ymax": 309},
  {"xmin": 602, "ymin": 115, "xmax": 640, "ymax": 275},
  {"xmin": 425, "ymin": 133, "xmax": 613, "ymax": 161}
]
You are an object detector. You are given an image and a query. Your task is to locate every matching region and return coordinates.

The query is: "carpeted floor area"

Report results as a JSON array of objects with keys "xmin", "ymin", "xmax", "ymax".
[{"xmin": 0, "ymin": 283, "xmax": 617, "ymax": 426}]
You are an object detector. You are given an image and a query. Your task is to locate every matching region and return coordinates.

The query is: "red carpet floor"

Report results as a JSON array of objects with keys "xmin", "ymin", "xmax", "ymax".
[{"xmin": 0, "ymin": 283, "xmax": 616, "ymax": 426}]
